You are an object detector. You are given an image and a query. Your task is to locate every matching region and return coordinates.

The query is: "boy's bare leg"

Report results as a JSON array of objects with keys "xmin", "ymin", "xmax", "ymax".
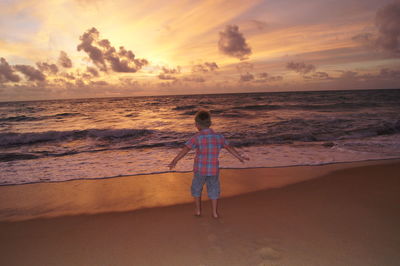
[
  {"xmin": 211, "ymin": 199, "xmax": 219, "ymax": 218},
  {"xmin": 194, "ymin": 197, "xmax": 201, "ymax": 216}
]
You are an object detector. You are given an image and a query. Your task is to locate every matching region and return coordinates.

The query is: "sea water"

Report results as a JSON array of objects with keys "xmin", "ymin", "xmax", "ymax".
[{"xmin": 1, "ymin": 89, "xmax": 399, "ymax": 185}]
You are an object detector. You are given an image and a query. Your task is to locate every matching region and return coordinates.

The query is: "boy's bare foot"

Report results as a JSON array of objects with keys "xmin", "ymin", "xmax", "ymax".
[
  {"xmin": 212, "ymin": 213, "xmax": 219, "ymax": 219},
  {"xmin": 194, "ymin": 209, "xmax": 201, "ymax": 217}
]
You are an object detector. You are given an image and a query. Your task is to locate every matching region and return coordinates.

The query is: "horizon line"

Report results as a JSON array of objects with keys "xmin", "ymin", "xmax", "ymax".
[{"xmin": 1, "ymin": 87, "xmax": 399, "ymax": 104}]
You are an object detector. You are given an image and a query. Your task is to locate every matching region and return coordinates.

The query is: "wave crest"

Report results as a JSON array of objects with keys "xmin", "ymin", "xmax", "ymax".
[{"xmin": 0, "ymin": 128, "xmax": 153, "ymax": 146}]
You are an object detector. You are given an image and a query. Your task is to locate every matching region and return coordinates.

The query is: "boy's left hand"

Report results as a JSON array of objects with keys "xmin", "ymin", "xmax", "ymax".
[{"xmin": 240, "ymin": 154, "xmax": 250, "ymax": 162}]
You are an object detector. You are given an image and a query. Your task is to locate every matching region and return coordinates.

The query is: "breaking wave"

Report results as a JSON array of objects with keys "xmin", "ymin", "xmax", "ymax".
[{"xmin": 0, "ymin": 128, "xmax": 153, "ymax": 147}]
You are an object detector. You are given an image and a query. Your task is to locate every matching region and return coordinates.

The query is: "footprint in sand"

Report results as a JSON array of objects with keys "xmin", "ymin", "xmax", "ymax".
[
  {"xmin": 256, "ymin": 246, "xmax": 281, "ymax": 260},
  {"xmin": 252, "ymin": 237, "xmax": 282, "ymax": 265}
]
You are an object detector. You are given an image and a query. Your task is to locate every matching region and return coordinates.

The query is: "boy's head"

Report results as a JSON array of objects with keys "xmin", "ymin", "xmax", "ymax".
[{"xmin": 195, "ymin": 110, "xmax": 211, "ymax": 129}]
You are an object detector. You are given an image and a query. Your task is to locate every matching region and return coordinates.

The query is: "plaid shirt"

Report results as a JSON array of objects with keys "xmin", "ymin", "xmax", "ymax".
[{"xmin": 185, "ymin": 128, "xmax": 229, "ymax": 176}]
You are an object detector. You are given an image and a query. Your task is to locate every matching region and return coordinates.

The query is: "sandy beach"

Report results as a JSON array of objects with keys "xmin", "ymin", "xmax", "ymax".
[{"xmin": 1, "ymin": 159, "xmax": 399, "ymax": 266}]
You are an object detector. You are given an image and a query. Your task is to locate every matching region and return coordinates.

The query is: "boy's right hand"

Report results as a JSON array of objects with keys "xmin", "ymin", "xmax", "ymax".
[{"xmin": 168, "ymin": 160, "xmax": 177, "ymax": 170}]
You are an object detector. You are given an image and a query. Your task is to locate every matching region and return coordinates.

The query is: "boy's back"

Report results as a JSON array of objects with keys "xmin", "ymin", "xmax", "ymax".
[{"xmin": 185, "ymin": 128, "xmax": 228, "ymax": 176}]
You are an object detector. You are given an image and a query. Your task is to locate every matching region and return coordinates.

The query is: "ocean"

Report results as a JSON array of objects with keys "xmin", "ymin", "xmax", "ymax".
[{"xmin": 1, "ymin": 89, "xmax": 399, "ymax": 185}]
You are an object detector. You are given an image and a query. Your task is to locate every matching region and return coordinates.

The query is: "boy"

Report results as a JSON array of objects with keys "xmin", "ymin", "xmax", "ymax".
[{"xmin": 168, "ymin": 110, "xmax": 248, "ymax": 218}]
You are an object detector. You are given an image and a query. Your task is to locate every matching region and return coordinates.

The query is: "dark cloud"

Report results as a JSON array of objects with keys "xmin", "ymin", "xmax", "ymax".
[
  {"xmin": 58, "ymin": 51, "xmax": 73, "ymax": 68},
  {"xmin": 268, "ymin": 75, "xmax": 283, "ymax": 82},
  {"xmin": 77, "ymin": 27, "xmax": 148, "ymax": 72},
  {"xmin": 81, "ymin": 67, "xmax": 99, "ymax": 80},
  {"xmin": 304, "ymin": 71, "xmax": 332, "ymax": 80},
  {"xmin": 77, "ymin": 28, "xmax": 106, "ymax": 70},
  {"xmin": 313, "ymin": 71, "xmax": 331, "ymax": 80},
  {"xmin": 86, "ymin": 66, "xmax": 99, "ymax": 77},
  {"xmin": 375, "ymin": 2, "xmax": 400, "ymax": 55},
  {"xmin": 254, "ymin": 72, "xmax": 283, "ymax": 83},
  {"xmin": 14, "ymin": 65, "xmax": 46, "ymax": 81},
  {"xmin": 36, "ymin": 62, "xmax": 59, "ymax": 74},
  {"xmin": 192, "ymin": 64, "xmax": 207, "ymax": 73},
  {"xmin": 258, "ymin": 72, "xmax": 268, "ymax": 79},
  {"xmin": 204, "ymin": 62, "xmax": 218, "ymax": 71},
  {"xmin": 331, "ymin": 68, "xmax": 400, "ymax": 81},
  {"xmin": 81, "ymin": 73, "xmax": 91, "ymax": 80},
  {"xmin": 158, "ymin": 74, "xmax": 177, "ymax": 80},
  {"xmin": 192, "ymin": 62, "xmax": 218, "ymax": 73},
  {"xmin": 90, "ymin": 80, "xmax": 108, "ymax": 86},
  {"xmin": 161, "ymin": 66, "xmax": 181, "ymax": 74},
  {"xmin": 236, "ymin": 62, "xmax": 253, "ymax": 73},
  {"xmin": 218, "ymin": 25, "xmax": 252, "ymax": 60},
  {"xmin": 239, "ymin": 72, "xmax": 254, "ymax": 82},
  {"xmin": 183, "ymin": 76, "xmax": 205, "ymax": 82},
  {"xmin": 331, "ymin": 70, "xmax": 360, "ymax": 80},
  {"xmin": 158, "ymin": 66, "xmax": 181, "ymax": 80},
  {"xmin": 0, "ymin": 57, "xmax": 20, "ymax": 83},
  {"xmin": 61, "ymin": 72, "xmax": 76, "ymax": 80},
  {"xmin": 159, "ymin": 79, "xmax": 180, "ymax": 87},
  {"xmin": 378, "ymin": 68, "xmax": 400, "ymax": 79},
  {"xmin": 119, "ymin": 77, "xmax": 139, "ymax": 87},
  {"xmin": 103, "ymin": 44, "xmax": 149, "ymax": 73},
  {"xmin": 286, "ymin": 61, "xmax": 316, "ymax": 75},
  {"xmin": 53, "ymin": 78, "xmax": 68, "ymax": 84}
]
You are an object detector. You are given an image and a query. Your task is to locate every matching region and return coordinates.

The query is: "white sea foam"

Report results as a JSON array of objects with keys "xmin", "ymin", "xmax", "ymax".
[{"xmin": 1, "ymin": 134, "xmax": 399, "ymax": 185}]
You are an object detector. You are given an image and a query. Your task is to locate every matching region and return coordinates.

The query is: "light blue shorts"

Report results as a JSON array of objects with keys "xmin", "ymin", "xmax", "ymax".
[{"xmin": 191, "ymin": 173, "xmax": 220, "ymax": 200}]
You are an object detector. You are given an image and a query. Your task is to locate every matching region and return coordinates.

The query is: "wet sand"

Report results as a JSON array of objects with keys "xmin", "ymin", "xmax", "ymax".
[{"xmin": 1, "ymin": 159, "xmax": 399, "ymax": 265}]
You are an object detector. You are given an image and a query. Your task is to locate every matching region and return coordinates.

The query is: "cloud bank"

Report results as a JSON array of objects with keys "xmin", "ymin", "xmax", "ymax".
[
  {"xmin": 183, "ymin": 76, "xmax": 205, "ymax": 83},
  {"xmin": 286, "ymin": 61, "xmax": 316, "ymax": 75},
  {"xmin": 0, "ymin": 58, "xmax": 20, "ymax": 83},
  {"xmin": 240, "ymin": 72, "xmax": 254, "ymax": 82},
  {"xmin": 14, "ymin": 65, "xmax": 46, "ymax": 81},
  {"xmin": 77, "ymin": 27, "xmax": 148, "ymax": 72},
  {"xmin": 218, "ymin": 25, "xmax": 252, "ymax": 60},
  {"xmin": 58, "ymin": 51, "xmax": 73, "ymax": 68},
  {"xmin": 157, "ymin": 66, "xmax": 181, "ymax": 80},
  {"xmin": 192, "ymin": 62, "xmax": 218, "ymax": 73},
  {"xmin": 36, "ymin": 62, "xmax": 59, "ymax": 74},
  {"xmin": 86, "ymin": 66, "xmax": 99, "ymax": 77},
  {"xmin": 352, "ymin": 2, "xmax": 400, "ymax": 56},
  {"xmin": 375, "ymin": 1, "xmax": 400, "ymax": 55}
]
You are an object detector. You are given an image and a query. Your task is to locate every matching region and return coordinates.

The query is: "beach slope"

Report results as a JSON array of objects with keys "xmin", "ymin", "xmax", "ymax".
[{"xmin": 1, "ymin": 160, "xmax": 399, "ymax": 266}]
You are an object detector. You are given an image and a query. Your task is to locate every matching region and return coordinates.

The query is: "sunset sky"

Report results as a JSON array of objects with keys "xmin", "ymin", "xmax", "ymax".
[{"xmin": 1, "ymin": 0, "xmax": 399, "ymax": 101}]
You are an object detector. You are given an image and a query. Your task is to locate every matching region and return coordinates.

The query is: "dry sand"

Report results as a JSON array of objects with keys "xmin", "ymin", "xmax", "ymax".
[{"xmin": 0, "ymin": 159, "xmax": 399, "ymax": 266}]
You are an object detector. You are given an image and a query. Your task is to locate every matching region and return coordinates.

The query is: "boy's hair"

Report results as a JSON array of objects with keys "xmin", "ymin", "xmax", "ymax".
[{"xmin": 195, "ymin": 110, "xmax": 212, "ymax": 128}]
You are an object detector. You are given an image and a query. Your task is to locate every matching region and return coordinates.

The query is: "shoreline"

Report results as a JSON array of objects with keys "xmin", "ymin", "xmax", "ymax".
[
  {"xmin": 1, "ymin": 158, "xmax": 399, "ymax": 265},
  {"xmin": 0, "ymin": 158, "xmax": 399, "ymax": 222},
  {"xmin": 2, "ymin": 156, "xmax": 399, "ymax": 187}
]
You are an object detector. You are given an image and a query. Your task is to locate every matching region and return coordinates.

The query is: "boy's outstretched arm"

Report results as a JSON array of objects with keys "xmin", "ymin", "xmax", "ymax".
[
  {"xmin": 168, "ymin": 145, "xmax": 190, "ymax": 170},
  {"xmin": 225, "ymin": 145, "xmax": 249, "ymax": 162}
]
